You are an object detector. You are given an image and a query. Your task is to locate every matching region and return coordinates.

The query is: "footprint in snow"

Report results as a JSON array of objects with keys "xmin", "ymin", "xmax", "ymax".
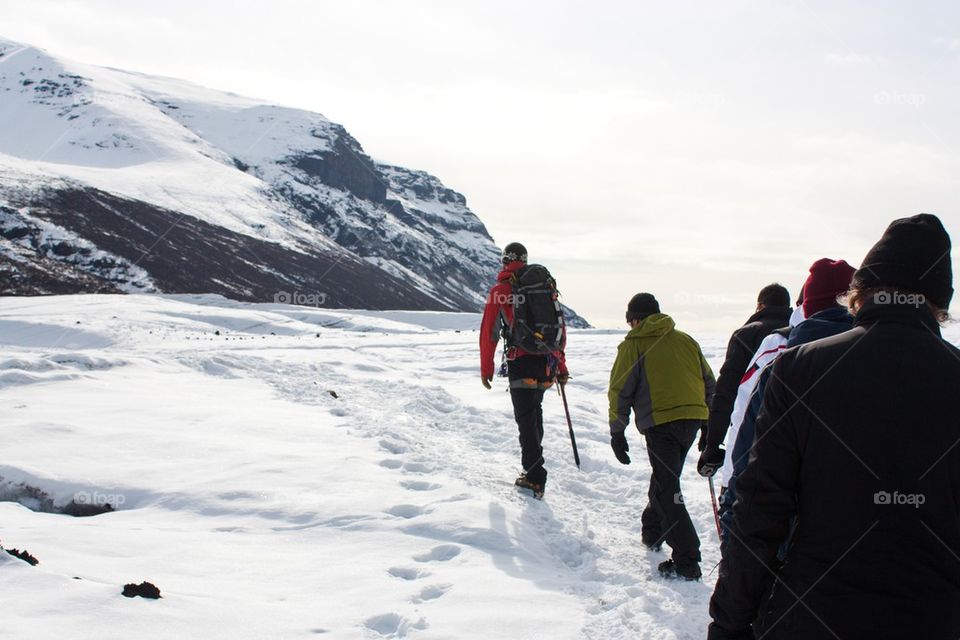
[
  {"xmin": 399, "ymin": 480, "xmax": 441, "ymax": 492},
  {"xmin": 437, "ymin": 493, "xmax": 470, "ymax": 503},
  {"xmin": 363, "ymin": 613, "xmax": 427, "ymax": 638},
  {"xmin": 353, "ymin": 362, "xmax": 388, "ymax": 373},
  {"xmin": 386, "ymin": 504, "xmax": 429, "ymax": 519},
  {"xmin": 413, "ymin": 545, "xmax": 461, "ymax": 563},
  {"xmin": 379, "ymin": 440, "xmax": 409, "ymax": 455},
  {"xmin": 411, "ymin": 584, "xmax": 451, "ymax": 603},
  {"xmin": 401, "ymin": 462, "xmax": 433, "ymax": 474},
  {"xmin": 387, "ymin": 567, "xmax": 430, "ymax": 581},
  {"xmin": 379, "ymin": 459, "xmax": 403, "ymax": 470}
]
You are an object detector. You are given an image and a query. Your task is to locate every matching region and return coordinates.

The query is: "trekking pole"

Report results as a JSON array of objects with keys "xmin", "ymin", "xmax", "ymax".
[
  {"xmin": 708, "ymin": 476, "xmax": 722, "ymax": 538},
  {"xmin": 558, "ymin": 383, "xmax": 581, "ymax": 469}
]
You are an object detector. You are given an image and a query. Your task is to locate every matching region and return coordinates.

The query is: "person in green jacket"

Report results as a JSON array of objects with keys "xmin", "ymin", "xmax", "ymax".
[{"xmin": 608, "ymin": 293, "xmax": 716, "ymax": 580}]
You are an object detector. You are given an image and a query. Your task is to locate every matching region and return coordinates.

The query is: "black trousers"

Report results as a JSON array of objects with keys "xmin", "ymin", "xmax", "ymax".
[
  {"xmin": 640, "ymin": 419, "xmax": 701, "ymax": 568},
  {"xmin": 507, "ymin": 355, "xmax": 552, "ymax": 486}
]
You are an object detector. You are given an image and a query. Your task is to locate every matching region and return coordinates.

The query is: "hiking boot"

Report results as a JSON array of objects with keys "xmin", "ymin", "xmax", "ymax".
[
  {"xmin": 657, "ymin": 558, "xmax": 701, "ymax": 581},
  {"xmin": 514, "ymin": 475, "xmax": 545, "ymax": 499}
]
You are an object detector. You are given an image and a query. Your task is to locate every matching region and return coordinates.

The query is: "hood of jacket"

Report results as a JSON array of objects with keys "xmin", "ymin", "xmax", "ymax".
[
  {"xmin": 787, "ymin": 306, "xmax": 855, "ymax": 347},
  {"xmin": 626, "ymin": 313, "xmax": 676, "ymax": 339},
  {"xmin": 788, "ymin": 305, "xmax": 806, "ymax": 327},
  {"xmin": 746, "ymin": 306, "xmax": 792, "ymax": 326}
]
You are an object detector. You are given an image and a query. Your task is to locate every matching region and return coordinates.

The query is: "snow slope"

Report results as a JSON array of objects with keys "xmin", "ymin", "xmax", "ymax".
[
  {"xmin": 0, "ymin": 294, "xmax": 722, "ymax": 639},
  {"xmin": 4, "ymin": 295, "xmax": 953, "ymax": 638}
]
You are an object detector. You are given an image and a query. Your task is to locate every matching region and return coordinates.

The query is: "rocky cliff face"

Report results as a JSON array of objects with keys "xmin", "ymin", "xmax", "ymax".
[
  {"xmin": 0, "ymin": 185, "xmax": 445, "ymax": 310},
  {"xmin": 0, "ymin": 38, "xmax": 588, "ymax": 325}
]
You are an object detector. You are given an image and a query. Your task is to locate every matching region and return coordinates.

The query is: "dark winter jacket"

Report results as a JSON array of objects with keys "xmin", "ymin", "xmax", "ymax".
[
  {"xmin": 718, "ymin": 307, "xmax": 855, "ymax": 545},
  {"xmin": 608, "ymin": 313, "xmax": 716, "ymax": 434},
  {"xmin": 709, "ymin": 301, "xmax": 960, "ymax": 639},
  {"xmin": 706, "ymin": 306, "xmax": 792, "ymax": 449}
]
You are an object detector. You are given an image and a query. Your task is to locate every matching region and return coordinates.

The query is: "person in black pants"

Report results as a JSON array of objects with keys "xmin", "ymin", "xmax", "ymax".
[
  {"xmin": 641, "ymin": 419, "xmax": 702, "ymax": 564},
  {"xmin": 697, "ymin": 284, "xmax": 791, "ymax": 476},
  {"xmin": 479, "ymin": 242, "xmax": 568, "ymax": 499},
  {"xmin": 508, "ymin": 354, "xmax": 552, "ymax": 492},
  {"xmin": 709, "ymin": 214, "xmax": 960, "ymax": 639},
  {"xmin": 608, "ymin": 293, "xmax": 716, "ymax": 580}
]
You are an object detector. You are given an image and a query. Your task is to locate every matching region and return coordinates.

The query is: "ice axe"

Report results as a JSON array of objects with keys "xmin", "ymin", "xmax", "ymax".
[
  {"xmin": 558, "ymin": 382, "xmax": 581, "ymax": 469},
  {"xmin": 708, "ymin": 476, "xmax": 722, "ymax": 538}
]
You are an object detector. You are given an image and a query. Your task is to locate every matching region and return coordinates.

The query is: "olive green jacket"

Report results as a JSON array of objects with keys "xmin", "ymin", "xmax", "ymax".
[{"xmin": 608, "ymin": 313, "xmax": 716, "ymax": 435}]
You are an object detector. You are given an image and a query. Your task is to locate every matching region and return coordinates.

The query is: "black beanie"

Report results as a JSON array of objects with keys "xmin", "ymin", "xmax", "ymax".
[
  {"xmin": 626, "ymin": 293, "xmax": 660, "ymax": 321},
  {"xmin": 851, "ymin": 213, "xmax": 953, "ymax": 309},
  {"xmin": 501, "ymin": 242, "xmax": 528, "ymax": 265}
]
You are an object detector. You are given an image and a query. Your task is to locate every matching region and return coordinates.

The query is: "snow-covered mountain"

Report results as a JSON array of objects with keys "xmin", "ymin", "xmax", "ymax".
[{"xmin": 0, "ymin": 38, "xmax": 588, "ymax": 323}]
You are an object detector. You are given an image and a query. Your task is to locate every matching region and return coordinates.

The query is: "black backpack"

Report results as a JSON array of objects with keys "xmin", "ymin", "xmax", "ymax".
[{"xmin": 502, "ymin": 264, "xmax": 565, "ymax": 355}]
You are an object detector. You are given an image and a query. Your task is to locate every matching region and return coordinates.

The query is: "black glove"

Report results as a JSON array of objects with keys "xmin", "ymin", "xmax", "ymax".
[
  {"xmin": 697, "ymin": 445, "xmax": 725, "ymax": 478},
  {"xmin": 698, "ymin": 422, "xmax": 709, "ymax": 451},
  {"xmin": 611, "ymin": 434, "xmax": 631, "ymax": 465}
]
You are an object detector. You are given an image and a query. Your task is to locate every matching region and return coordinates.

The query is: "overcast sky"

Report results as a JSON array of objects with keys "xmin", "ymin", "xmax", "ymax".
[{"xmin": 2, "ymin": 0, "xmax": 958, "ymax": 332}]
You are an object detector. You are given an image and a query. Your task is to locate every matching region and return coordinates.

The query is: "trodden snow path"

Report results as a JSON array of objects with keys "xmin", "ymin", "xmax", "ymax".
[{"xmin": 7, "ymin": 295, "xmax": 951, "ymax": 639}]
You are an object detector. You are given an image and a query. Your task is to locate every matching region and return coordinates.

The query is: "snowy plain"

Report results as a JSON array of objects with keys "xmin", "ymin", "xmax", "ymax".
[{"xmin": 1, "ymin": 294, "xmax": 958, "ymax": 640}]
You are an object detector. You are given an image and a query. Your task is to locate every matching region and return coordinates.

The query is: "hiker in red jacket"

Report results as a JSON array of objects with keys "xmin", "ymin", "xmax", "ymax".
[{"xmin": 480, "ymin": 242, "xmax": 568, "ymax": 498}]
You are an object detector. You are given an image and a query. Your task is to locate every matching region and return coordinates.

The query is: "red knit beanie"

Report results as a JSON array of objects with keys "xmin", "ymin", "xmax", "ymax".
[{"xmin": 802, "ymin": 258, "xmax": 857, "ymax": 317}]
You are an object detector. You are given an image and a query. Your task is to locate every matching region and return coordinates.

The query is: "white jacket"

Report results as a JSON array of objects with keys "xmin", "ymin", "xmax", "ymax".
[{"xmin": 718, "ymin": 305, "xmax": 805, "ymax": 486}]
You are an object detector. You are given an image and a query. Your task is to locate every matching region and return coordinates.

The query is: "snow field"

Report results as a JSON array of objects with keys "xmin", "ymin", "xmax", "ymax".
[{"xmin": 5, "ymin": 295, "xmax": 953, "ymax": 638}]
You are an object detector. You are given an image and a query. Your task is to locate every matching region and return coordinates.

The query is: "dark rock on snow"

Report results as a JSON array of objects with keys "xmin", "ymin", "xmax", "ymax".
[
  {"xmin": 122, "ymin": 581, "xmax": 162, "ymax": 599},
  {"xmin": 5, "ymin": 548, "xmax": 39, "ymax": 566}
]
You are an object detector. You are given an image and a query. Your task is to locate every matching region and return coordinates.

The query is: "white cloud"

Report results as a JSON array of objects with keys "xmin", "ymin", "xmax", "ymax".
[
  {"xmin": 0, "ymin": 0, "xmax": 957, "ymax": 330},
  {"xmin": 934, "ymin": 36, "xmax": 960, "ymax": 50},
  {"xmin": 824, "ymin": 52, "xmax": 878, "ymax": 66}
]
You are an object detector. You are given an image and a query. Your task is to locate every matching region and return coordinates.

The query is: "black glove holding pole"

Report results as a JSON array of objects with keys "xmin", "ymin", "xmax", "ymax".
[{"xmin": 697, "ymin": 445, "xmax": 725, "ymax": 478}]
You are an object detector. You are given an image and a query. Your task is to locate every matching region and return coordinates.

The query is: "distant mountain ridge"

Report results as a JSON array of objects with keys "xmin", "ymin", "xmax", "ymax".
[{"xmin": 0, "ymin": 38, "xmax": 589, "ymax": 326}]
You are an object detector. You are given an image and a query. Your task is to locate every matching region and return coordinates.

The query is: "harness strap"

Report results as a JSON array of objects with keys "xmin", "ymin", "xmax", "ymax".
[{"xmin": 509, "ymin": 377, "xmax": 555, "ymax": 391}]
